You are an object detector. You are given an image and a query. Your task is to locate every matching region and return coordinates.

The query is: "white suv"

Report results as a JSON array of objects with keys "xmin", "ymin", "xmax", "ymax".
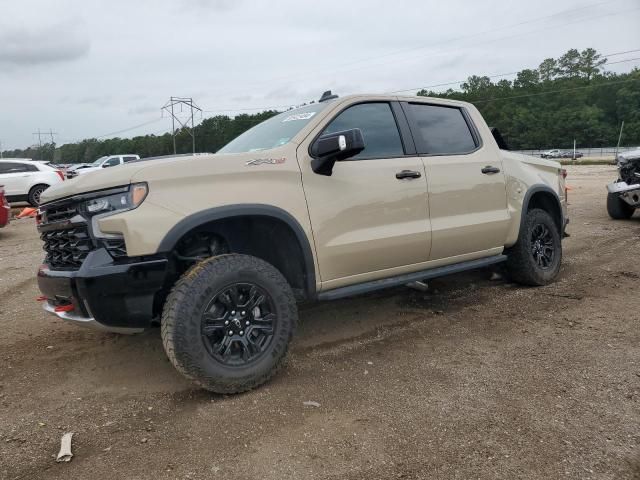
[
  {"xmin": 72, "ymin": 154, "xmax": 140, "ymax": 177},
  {"xmin": 0, "ymin": 159, "xmax": 65, "ymax": 206}
]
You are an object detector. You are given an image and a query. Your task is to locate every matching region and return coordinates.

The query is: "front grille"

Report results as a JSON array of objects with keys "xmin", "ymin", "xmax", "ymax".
[
  {"xmin": 41, "ymin": 226, "xmax": 93, "ymax": 270},
  {"xmin": 42, "ymin": 203, "xmax": 79, "ymax": 224}
]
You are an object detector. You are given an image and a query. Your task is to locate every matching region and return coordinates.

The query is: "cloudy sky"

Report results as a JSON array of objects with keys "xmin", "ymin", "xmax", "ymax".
[{"xmin": 1, "ymin": 0, "xmax": 639, "ymax": 150}]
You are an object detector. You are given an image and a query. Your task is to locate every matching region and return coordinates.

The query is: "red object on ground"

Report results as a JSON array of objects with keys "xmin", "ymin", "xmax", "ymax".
[
  {"xmin": 16, "ymin": 207, "xmax": 37, "ymax": 219},
  {"xmin": 54, "ymin": 304, "xmax": 74, "ymax": 313},
  {"xmin": 36, "ymin": 295, "xmax": 47, "ymax": 302},
  {"xmin": 0, "ymin": 185, "xmax": 9, "ymax": 228}
]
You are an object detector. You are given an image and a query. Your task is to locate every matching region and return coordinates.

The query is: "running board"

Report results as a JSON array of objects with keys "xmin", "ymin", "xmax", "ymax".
[{"xmin": 317, "ymin": 255, "xmax": 507, "ymax": 301}]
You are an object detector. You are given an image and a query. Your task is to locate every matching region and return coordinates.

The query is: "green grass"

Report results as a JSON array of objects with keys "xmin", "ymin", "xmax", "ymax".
[{"xmin": 559, "ymin": 159, "xmax": 615, "ymax": 165}]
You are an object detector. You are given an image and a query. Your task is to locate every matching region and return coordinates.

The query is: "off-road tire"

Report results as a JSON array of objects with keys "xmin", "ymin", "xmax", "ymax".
[
  {"xmin": 606, "ymin": 192, "xmax": 635, "ymax": 220},
  {"xmin": 28, "ymin": 184, "xmax": 49, "ymax": 206},
  {"xmin": 506, "ymin": 208, "xmax": 562, "ymax": 286},
  {"xmin": 161, "ymin": 254, "xmax": 297, "ymax": 394}
]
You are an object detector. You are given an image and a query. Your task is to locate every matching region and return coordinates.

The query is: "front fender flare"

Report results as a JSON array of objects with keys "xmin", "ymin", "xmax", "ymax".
[{"xmin": 157, "ymin": 204, "xmax": 316, "ymax": 297}]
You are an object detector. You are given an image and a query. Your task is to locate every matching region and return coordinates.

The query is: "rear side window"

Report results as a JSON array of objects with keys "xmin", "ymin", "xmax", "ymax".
[
  {"xmin": 0, "ymin": 162, "xmax": 32, "ymax": 173},
  {"xmin": 123, "ymin": 156, "xmax": 138, "ymax": 163},
  {"xmin": 407, "ymin": 104, "xmax": 478, "ymax": 155},
  {"xmin": 322, "ymin": 102, "xmax": 404, "ymax": 159}
]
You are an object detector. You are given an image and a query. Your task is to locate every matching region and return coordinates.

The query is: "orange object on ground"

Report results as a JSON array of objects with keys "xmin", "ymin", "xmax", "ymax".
[{"xmin": 16, "ymin": 207, "xmax": 37, "ymax": 218}]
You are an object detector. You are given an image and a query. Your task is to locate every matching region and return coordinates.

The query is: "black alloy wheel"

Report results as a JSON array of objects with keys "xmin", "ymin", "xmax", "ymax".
[
  {"xmin": 201, "ymin": 283, "xmax": 276, "ymax": 366},
  {"xmin": 530, "ymin": 223, "xmax": 555, "ymax": 270}
]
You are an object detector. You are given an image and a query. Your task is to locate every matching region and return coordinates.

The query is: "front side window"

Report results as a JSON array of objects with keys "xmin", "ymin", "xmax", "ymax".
[
  {"xmin": 408, "ymin": 103, "xmax": 478, "ymax": 155},
  {"xmin": 321, "ymin": 103, "xmax": 404, "ymax": 159},
  {"xmin": 104, "ymin": 157, "xmax": 121, "ymax": 167}
]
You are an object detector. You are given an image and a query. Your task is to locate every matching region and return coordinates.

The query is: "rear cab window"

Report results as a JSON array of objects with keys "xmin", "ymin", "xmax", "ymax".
[{"xmin": 405, "ymin": 103, "xmax": 479, "ymax": 155}]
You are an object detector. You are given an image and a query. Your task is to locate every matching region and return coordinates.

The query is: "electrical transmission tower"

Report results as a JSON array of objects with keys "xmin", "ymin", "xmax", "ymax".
[
  {"xmin": 161, "ymin": 97, "xmax": 202, "ymax": 155},
  {"xmin": 32, "ymin": 128, "xmax": 58, "ymax": 159}
]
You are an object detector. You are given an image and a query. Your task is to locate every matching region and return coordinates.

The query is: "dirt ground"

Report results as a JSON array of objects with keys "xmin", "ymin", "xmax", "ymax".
[{"xmin": 1, "ymin": 165, "xmax": 639, "ymax": 480}]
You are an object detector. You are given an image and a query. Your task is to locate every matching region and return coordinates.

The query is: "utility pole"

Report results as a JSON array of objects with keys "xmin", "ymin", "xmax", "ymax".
[
  {"xmin": 0, "ymin": 140, "xmax": 3, "ymax": 159},
  {"xmin": 615, "ymin": 121, "xmax": 624, "ymax": 160},
  {"xmin": 161, "ymin": 97, "xmax": 202, "ymax": 155}
]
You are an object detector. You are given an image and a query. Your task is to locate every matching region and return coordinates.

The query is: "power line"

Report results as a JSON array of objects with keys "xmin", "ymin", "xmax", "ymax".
[
  {"xmin": 204, "ymin": 0, "xmax": 627, "ymax": 99},
  {"xmin": 473, "ymin": 77, "xmax": 639, "ymax": 104},
  {"xmin": 94, "ymin": 118, "xmax": 163, "ymax": 139},
  {"xmin": 388, "ymin": 51, "xmax": 640, "ymax": 94}
]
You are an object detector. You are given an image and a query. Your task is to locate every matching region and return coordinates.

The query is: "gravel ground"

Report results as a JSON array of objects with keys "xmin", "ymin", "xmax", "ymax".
[{"xmin": 0, "ymin": 165, "xmax": 639, "ymax": 480}]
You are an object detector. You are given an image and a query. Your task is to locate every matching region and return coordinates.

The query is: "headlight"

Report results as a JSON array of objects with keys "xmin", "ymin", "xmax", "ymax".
[{"xmin": 83, "ymin": 183, "xmax": 148, "ymax": 215}]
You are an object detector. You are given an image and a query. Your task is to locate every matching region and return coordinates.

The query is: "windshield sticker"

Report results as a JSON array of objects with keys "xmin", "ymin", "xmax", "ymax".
[
  {"xmin": 282, "ymin": 112, "xmax": 316, "ymax": 122},
  {"xmin": 246, "ymin": 157, "xmax": 286, "ymax": 166}
]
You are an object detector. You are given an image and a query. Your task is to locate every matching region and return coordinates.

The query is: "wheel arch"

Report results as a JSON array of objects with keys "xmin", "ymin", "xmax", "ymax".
[
  {"xmin": 521, "ymin": 185, "xmax": 564, "ymax": 233},
  {"xmin": 158, "ymin": 204, "xmax": 317, "ymax": 300}
]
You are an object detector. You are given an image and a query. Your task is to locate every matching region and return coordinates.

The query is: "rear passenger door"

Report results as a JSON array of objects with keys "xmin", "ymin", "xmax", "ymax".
[{"xmin": 402, "ymin": 102, "xmax": 510, "ymax": 260}]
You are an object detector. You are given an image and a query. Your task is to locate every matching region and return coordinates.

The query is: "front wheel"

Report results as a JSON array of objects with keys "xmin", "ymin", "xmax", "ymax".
[
  {"xmin": 28, "ymin": 184, "xmax": 49, "ymax": 206},
  {"xmin": 606, "ymin": 192, "xmax": 635, "ymax": 219},
  {"xmin": 506, "ymin": 208, "xmax": 562, "ymax": 286},
  {"xmin": 161, "ymin": 254, "xmax": 297, "ymax": 394}
]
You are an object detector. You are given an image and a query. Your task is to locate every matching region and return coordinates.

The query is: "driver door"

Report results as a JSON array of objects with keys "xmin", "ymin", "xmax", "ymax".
[{"xmin": 298, "ymin": 101, "xmax": 431, "ymax": 287}]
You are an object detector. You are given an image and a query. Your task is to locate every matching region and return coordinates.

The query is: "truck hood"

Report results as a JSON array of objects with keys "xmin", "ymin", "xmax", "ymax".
[
  {"xmin": 500, "ymin": 150, "xmax": 561, "ymax": 169},
  {"xmin": 40, "ymin": 149, "xmax": 289, "ymax": 204}
]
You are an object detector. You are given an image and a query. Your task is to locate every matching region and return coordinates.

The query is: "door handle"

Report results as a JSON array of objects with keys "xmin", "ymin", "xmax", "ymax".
[
  {"xmin": 396, "ymin": 170, "xmax": 422, "ymax": 180},
  {"xmin": 481, "ymin": 166, "xmax": 501, "ymax": 174}
]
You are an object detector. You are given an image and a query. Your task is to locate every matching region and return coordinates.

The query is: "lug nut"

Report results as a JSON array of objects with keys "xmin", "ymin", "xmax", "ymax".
[
  {"xmin": 239, "ymin": 330, "xmax": 244, "ymax": 336},
  {"xmin": 224, "ymin": 320, "xmax": 229, "ymax": 325},
  {"xmin": 241, "ymin": 311, "xmax": 245, "ymax": 315},
  {"xmin": 228, "ymin": 330, "xmax": 233, "ymax": 336},
  {"xmin": 245, "ymin": 321, "xmax": 250, "ymax": 326},
  {"xmin": 231, "ymin": 310, "xmax": 236, "ymax": 315}
]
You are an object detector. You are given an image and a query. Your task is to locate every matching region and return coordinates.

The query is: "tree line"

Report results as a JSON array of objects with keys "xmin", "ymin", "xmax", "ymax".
[{"xmin": 2, "ymin": 48, "xmax": 638, "ymax": 163}]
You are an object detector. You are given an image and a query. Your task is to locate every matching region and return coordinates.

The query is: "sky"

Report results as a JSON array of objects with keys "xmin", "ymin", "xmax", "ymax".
[{"xmin": 0, "ymin": 0, "xmax": 639, "ymax": 150}]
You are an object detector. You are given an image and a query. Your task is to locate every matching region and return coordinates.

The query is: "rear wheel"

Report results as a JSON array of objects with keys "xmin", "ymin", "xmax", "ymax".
[
  {"xmin": 606, "ymin": 192, "xmax": 635, "ymax": 219},
  {"xmin": 506, "ymin": 208, "xmax": 562, "ymax": 286},
  {"xmin": 161, "ymin": 254, "xmax": 297, "ymax": 394},
  {"xmin": 28, "ymin": 184, "xmax": 49, "ymax": 206}
]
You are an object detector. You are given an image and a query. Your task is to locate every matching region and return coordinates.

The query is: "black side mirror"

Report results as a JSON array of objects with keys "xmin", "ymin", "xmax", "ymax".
[{"xmin": 311, "ymin": 128, "xmax": 365, "ymax": 176}]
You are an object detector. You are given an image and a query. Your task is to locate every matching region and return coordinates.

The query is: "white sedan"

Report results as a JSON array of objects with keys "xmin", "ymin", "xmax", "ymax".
[{"xmin": 0, "ymin": 159, "xmax": 65, "ymax": 206}]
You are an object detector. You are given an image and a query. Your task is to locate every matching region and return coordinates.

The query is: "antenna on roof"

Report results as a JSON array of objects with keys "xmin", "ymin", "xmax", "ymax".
[{"xmin": 319, "ymin": 90, "xmax": 339, "ymax": 103}]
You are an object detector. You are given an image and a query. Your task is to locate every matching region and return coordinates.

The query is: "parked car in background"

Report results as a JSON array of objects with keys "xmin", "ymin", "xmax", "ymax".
[
  {"xmin": 560, "ymin": 151, "xmax": 583, "ymax": 159},
  {"xmin": 71, "ymin": 154, "xmax": 141, "ymax": 177},
  {"xmin": 541, "ymin": 149, "xmax": 562, "ymax": 158},
  {"xmin": 607, "ymin": 148, "xmax": 640, "ymax": 219},
  {"xmin": 0, "ymin": 159, "xmax": 65, "ymax": 206},
  {"xmin": 0, "ymin": 185, "xmax": 10, "ymax": 228},
  {"xmin": 65, "ymin": 163, "xmax": 92, "ymax": 179}
]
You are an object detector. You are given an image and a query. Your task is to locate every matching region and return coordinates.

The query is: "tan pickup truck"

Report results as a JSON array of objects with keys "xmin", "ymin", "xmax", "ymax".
[{"xmin": 36, "ymin": 92, "xmax": 568, "ymax": 393}]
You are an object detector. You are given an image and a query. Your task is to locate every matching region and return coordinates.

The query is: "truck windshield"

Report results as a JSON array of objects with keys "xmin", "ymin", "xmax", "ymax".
[{"xmin": 217, "ymin": 103, "xmax": 328, "ymax": 154}]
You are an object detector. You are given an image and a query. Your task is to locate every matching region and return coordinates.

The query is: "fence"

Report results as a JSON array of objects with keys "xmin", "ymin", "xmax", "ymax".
[{"xmin": 514, "ymin": 146, "xmax": 639, "ymax": 159}]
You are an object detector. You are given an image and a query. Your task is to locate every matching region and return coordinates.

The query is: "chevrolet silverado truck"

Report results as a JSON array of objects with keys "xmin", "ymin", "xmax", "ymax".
[{"xmin": 36, "ymin": 92, "xmax": 568, "ymax": 393}]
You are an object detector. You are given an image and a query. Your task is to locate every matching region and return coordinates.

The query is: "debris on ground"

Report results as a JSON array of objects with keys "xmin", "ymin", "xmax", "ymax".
[
  {"xmin": 56, "ymin": 432, "xmax": 74, "ymax": 462},
  {"xmin": 302, "ymin": 401, "xmax": 320, "ymax": 408}
]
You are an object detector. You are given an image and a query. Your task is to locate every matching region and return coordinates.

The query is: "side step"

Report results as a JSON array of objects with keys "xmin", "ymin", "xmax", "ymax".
[{"xmin": 317, "ymin": 254, "xmax": 507, "ymax": 301}]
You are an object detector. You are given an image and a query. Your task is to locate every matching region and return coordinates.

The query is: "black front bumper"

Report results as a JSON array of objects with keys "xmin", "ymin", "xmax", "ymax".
[{"xmin": 38, "ymin": 248, "xmax": 169, "ymax": 330}]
